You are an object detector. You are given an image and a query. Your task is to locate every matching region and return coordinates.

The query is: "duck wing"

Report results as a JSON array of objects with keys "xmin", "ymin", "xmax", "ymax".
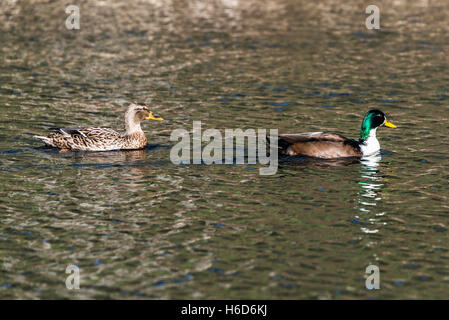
[
  {"xmin": 279, "ymin": 132, "xmax": 348, "ymax": 143},
  {"xmin": 49, "ymin": 127, "xmax": 88, "ymax": 138},
  {"xmin": 49, "ymin": 127, "xmax": 120, "ymax": 138},
  {"xmin": 47, "ymin": 127, "xmax": 122, "ymax": 150},
  {"xmin": 278, "ymin": 132, "xmax": 362, "ymax": 159}
]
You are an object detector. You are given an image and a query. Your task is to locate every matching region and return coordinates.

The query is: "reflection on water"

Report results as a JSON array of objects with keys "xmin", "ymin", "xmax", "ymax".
[
  {"xmin": 1, "ymin": 0, "xmax": 449, "ymax": 299},
  {"xmin": 356, "ymin": 154, "xmax": 383, "ymax": 234}
]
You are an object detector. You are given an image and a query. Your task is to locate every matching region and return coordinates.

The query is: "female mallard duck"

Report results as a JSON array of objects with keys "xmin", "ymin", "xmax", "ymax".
[
  {"xmin": 278, "ymin": 109, "xmax": 396, "ymax": 159},
  {"xmin": 33, "ymin": 103, "xmax": 163, "ymax": 151}
]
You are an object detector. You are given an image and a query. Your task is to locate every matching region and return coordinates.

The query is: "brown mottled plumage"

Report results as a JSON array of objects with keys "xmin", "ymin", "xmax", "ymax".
[{"xmin": 33, "ymin": 104, "xmax": 163, "ymax": 151}]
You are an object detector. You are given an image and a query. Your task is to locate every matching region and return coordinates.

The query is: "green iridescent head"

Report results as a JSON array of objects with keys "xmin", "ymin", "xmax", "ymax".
[{"xmin": 360, "ymin": 109, "xmax": 397, "ymax": 140}]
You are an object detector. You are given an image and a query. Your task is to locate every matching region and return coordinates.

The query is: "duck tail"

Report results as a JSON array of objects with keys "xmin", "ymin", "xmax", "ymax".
[
  {"xmin": 33, "ymin": 135, "xmax": 54, "ymax": 146},
  {"xmin": 266, "ymin": 134, "xmax": 289, "ymax": 152},
  {"xmin": 265, "ymin": 134, "xmax": 288, "ymax": 157}
]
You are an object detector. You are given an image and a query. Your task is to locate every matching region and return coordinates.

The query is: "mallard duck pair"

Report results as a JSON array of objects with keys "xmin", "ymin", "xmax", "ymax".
[{"xmin": 34, "ymin": 105, "xmax": 396, "ymax": 158}]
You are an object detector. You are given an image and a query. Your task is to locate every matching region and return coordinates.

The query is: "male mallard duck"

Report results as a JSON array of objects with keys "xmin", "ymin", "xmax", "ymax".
[
  {"xmin": 278, "ymin": 109, "xmax": 396, "ymax": 159},
  {"xmin": 33, "ymin": 103, "xmax": 163, "ymax": 151}
]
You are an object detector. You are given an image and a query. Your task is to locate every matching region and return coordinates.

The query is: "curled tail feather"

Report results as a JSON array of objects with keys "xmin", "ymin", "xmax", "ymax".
[{"xmin": 266, "ymin": 134, "xmax": 288, "ymax": 156}]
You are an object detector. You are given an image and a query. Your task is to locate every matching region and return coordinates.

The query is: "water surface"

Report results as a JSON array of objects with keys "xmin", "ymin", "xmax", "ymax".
[{"xmin": 0, "ymin": 0, "xmax": 448, "ymax": 299}]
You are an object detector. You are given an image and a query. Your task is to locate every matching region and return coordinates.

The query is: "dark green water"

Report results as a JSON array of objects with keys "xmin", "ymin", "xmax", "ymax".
[{"xmin": 0, "ymin": 0, "xmax": 448, "ymax": 299}]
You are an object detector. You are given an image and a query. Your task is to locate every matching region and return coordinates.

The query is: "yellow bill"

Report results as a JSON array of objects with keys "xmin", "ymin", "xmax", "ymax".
[
  {"xmin": 384, "ymin": 120, "xmax": 397, "ymax": 128},
  {"xmin": 147, "ymin": 112, "xmax": 163, "ymax": 121}
]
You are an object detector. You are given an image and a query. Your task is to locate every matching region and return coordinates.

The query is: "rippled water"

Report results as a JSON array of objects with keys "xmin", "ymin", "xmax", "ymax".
[{"xmin": 1, "ymin": 0, "xmax": 448, "ymax": 299}]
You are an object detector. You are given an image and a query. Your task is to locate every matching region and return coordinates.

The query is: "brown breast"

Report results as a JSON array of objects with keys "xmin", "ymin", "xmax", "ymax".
[{"xmin": 123, "ymin": 132, "xmax": 147, "ymax": 150}]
